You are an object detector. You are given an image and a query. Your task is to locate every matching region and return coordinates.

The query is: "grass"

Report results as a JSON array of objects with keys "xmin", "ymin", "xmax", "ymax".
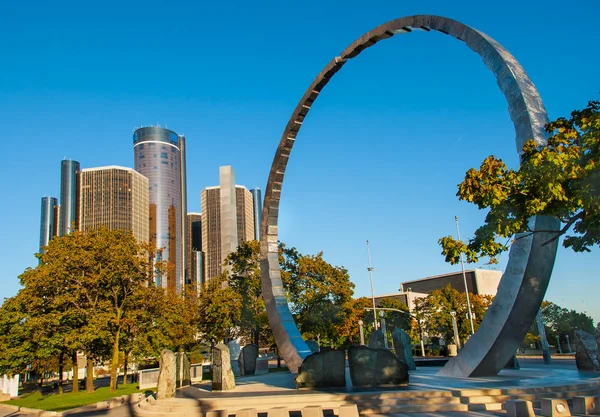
[{"xmin": 2, "ymin": 382, "xmax": 151, "ymax": 412}]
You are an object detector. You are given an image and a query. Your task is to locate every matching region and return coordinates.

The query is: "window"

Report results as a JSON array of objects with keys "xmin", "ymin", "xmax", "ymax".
[
  {"xmin": 161, "ymin": 161, "xmax": 169, "ymax": 165},
  {"xmin": 138, "ymin": 154, "xmax": 145, "ymax": 158},
  {"xmin": 161, "ymin": 152, "xmax": 168, "ymax": 159}
]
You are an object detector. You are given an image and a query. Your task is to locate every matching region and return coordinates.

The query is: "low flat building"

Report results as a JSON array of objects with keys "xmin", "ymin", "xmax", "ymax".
[{"xmin": 400, "ymin": 269, "xmax": 502, "ymax": 297}]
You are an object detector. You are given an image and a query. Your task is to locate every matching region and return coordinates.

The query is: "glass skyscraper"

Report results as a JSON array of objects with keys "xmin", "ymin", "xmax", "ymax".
[
  {"xmin": 39, "ymin": 196, "xmax": 58, "ymax": 253},
  {"xmin": 59, "ymin": 159, "xmax": 80, "ymax": 236},
  {"xmin": 133, "ymin": 127, "xmax": 187, "ymax": 292}
]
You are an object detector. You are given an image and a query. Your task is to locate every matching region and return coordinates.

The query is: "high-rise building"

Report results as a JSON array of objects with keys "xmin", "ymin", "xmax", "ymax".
[
  {"xmin": 39, "ymin": 196, "xmax": 59, "ymax": 253},
  {"xmin": 79, "ymin": 166, "xmax": 149, "ymax": 243},
  {"xmin": 201, "ymin": 166, "xmax": 255, "ymax": 281},
  {"xmin": 187, "ymin": 212, "xmax": 203, "ymax": 288},
  {"xmin": 59, "ymin": 159, "xmax": 80, "ymax": 236},
  {"xmin": 133, "ymin": 127, "xmax": 188, "ymax": 292},
  {"xmin": 250, "ymin": 188, "xmax": 262, "ymax": 241}
]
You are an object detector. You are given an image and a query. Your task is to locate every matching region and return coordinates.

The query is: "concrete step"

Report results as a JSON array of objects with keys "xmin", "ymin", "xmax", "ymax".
[{"xmin": 359, "ymin": 403, "xmax": 470, "ymax": 414}]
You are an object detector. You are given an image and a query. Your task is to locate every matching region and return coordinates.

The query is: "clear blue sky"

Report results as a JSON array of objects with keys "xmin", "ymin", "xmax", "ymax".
[{"xmin": 1, "ymin": 0, "xmax": 598, "ymax": 321}]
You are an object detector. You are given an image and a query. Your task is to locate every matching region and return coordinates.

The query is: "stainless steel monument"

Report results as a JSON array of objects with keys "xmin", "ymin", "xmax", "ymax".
[{"xmin": 259, "ymin": 15, "xmax": 560, "ymax": 376}]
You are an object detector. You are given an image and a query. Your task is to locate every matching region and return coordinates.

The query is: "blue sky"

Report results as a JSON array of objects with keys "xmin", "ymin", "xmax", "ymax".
[{"xmin": 1, "ymin": 0, "xmax": 598, "ymax": 321}]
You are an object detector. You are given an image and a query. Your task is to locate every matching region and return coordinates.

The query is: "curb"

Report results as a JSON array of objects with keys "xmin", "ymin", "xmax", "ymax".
[{"xmin": 0, "ymin": 392, "xmax": 146, "ymax": 416}]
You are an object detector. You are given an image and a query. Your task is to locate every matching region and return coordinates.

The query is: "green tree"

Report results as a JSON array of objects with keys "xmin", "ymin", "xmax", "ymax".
[
  {"xmin": 542, "ymin": 302, "xmax": 594, "ymax": 343},
  {"xmin": 279, "ymin": 244, "xmax": 354, "ymax": 345},
  {"xmin": 439, "ymin": 100, "xmax": 600, "ymax": 264},
  {"xmin": 334, "ymin": 297, "xmax": 372, "ymax": 345},
  {"xmin": 197, "ymin": 274, "xmax": 242, "ymax": 345},
  {"xmin": 418, "ymin": 284, "xmax": 493, "ymax": 344},
  {"xmin": 21, "ymin": 227, "xmax": 160, "ymax": 392},
  {"xmin": 378, "ymin": 298, "xmax": 412, "ymax": 333},
  {"xmin": 224, "ymin": 240, "xmax": 270, "ymax": 345}
]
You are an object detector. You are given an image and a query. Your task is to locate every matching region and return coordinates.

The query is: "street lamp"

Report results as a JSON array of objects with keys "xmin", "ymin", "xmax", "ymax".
[
  {"xmin": 455, "ymin": 216, "xmax": 475, "ymax": 335},
  {"xmin": 366, "ymin": 240, "xmax": 378, "ymax": 329}
]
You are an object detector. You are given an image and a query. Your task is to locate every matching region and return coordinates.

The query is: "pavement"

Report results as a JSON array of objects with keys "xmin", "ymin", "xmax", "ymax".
[{"xmin": 1, "ymin": 358, "xmax": 595, "ymax": 417}]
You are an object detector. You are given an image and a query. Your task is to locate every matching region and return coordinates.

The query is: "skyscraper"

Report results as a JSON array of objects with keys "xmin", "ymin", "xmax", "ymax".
[
  {"xmin": 250, "ymin": 188, "xmax": 262, "ymax": 241},
  {"xmin": 187, "ymin": 212, "xmax": 203, "ymax": 288},
  {"xmin": 201, "ymin": 166, "xmax": 254, "ymax": 281},
  {"xmin": 59, "ymin": 159, "xmax": 80, "ymax": 236},
  {"xmin": 39, "ymin": 196, "xmax": 59, "ymax": 253},
  {"xmin": 79, "ymin": 166, "xmax": 149, "ymax": 243},
  {"xmin": 133, "ymin": 127, "xmax": 188, "ymax": 292}
]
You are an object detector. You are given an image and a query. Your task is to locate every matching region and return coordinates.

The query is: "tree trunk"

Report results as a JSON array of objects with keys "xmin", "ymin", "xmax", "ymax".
[
  {"xmin": 57, "ymin": 352, "xmax": 64, "ymax": 394},
  {"xmin": 122, "ymin": 351, "xmax": 129, "ymax": 385},
  {"xmin": 109, "ymin": 331, "xmax": 120, "ymax": 392},
  {"xmin": 86, "ymin": 357, "xmax": 94, "ymax": 392},
  {"xmin": 72, "ymin": 351, "xmax": 79, "ymax": 393}
]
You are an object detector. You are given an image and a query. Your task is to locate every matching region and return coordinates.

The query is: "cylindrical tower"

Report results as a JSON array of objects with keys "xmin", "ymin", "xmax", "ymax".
[
  {"xmin": 39, "ymin": 196, "xmax": 58, "ymax": 253},
  {"xmin": 59, "ymin": 159, "xmax": 80, "ymax": 236},
  {"xmin": 133, "ymin": 127, "xmax": 187, "ymax": 292}
]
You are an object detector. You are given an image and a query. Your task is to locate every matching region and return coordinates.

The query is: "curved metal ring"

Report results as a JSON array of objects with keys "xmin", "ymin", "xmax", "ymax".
[{"xmin": 259, "ymin": 14, "xmax": 560, "ymax": 376}]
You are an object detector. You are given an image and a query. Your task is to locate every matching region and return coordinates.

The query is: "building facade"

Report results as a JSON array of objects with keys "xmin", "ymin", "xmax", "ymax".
[
  {"xmin": 59, "ymin": 159, "xmax": 80, "ymax": 236},
  {"xmin": 39, "ymin": 196, "xmax": 59, "ymax": 253},
  {"xmin": 133, "ymin": 127, "xmax": 187, "ymax": 292},
  {"xmin": 250, "ymin": 188, "xmax": 262, "ymax": 241},
  {"xmin": 399, "ymin": 269, "xmax": 502, "ymax": 297},
  {"xmin": 187, "ymin": 212, "xmax": 203, "ymax": 288},
  {"xmin": 200, "ymin": 166, "xmax": 255, "ymax": 282},
  {"xmin": 79, "ymin": 166, "xmax": 149, "ymax": 243}
]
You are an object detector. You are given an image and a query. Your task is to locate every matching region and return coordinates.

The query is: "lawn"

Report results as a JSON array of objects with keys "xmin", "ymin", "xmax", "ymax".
[{"xmin": 2, "ymin": 383, "xmax": 152, "ymax": 412}]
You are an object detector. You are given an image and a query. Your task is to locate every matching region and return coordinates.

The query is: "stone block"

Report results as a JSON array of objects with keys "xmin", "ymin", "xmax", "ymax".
[
  {"xmin": 541, "ymin": 398, "xmax": 571, "ymax": 417},
  {"xmin": 505, "ymin": 400, "xmax": 535, "ymax": 417},
  {"xmin": 392, "ymin": 328, "xmax": 416, "ymax": 370},
  {"xmin": 348, "ymin": 345, "xmax": 409, "ymax": 388},
  {"xmin": 256, "ymin": 357, "xmax": 269, "ymax": 375},
  {"xmin": 236, "ymin": 409, "xmax": 258, "ymax": 417},
  {"xmin": 576, "ymin": 330, "xmax": 600, "ymax": 371},
  {"xmin": 267, "ymin": 407, "xmax": 289, "ymax": 417},
  {"xmin": 338, "ymin": 404, "xmax": 359, "ymax": 417},
  {"xmin": 301, "ymin": 405, "xmax": 323, "ymax": 417},
  {"xmin": 295, "ymin": 349, "xmax": 345, "ymax": 389},
  {"xmin": 573, "ymin": 396, "xmax": 600, "ymax": 415},
  {"xmin": 176, "ymin": 352, "xmax": 191, "ymax": 386},
  {"xmin": 368, "ymin": 329, "xmax": 385, "ymax": 349},
  {"xmin": 212, "ymin": 343, "xmax": 236, "ymax": 391},
  {"xmin": 239, "ymin": 344, "xmax": 259, "ymax": 376},
  {"xmin": 156, "ymin": 349, "xmax": 176, "ymax": 399}
]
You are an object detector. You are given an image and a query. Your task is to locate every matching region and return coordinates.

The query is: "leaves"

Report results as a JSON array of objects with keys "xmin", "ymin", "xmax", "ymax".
[{"xmin": 440, "ymin": 99, "xmax": 600, "ymax": 264}]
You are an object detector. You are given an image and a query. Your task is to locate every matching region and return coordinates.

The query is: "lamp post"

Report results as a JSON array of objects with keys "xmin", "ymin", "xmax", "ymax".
[
  {"xmin": 455, "ymin": 216, "xmax": 475, "ymax": 335},
  {"xmin": 366, "ymin": 240, "xmax": 378, "ymax": 329},
  {"xmin": 358, "ymin": 320, "xmax": 365, "ymax": 345}
]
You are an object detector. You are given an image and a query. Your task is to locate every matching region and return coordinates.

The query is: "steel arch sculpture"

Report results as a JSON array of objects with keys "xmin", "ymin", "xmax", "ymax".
[{"xmin": 259, "ymin": 15, "xmax": 560, "ymax": 377}]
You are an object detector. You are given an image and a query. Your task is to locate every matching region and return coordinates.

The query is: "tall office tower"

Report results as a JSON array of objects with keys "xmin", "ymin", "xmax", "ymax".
[
  {"xmin": 133, "ymin": 127, "xmax": 188, "ymax": 292},
  {"xmin": 79, "ymin": 166, "xmax": 149, "ymax": 243},
  {"xmin": 39, "ymin": 196, "xmax": 59, "ymax": 253},
  {"xmin": 187, "ymin": 213, "xmax": 203, "ymax": 288},
  {"xmin": 201, "ymin": 166, "xmax": 255, "ymax": 281},
  {"xmin": 59, "ymin": 159, "xmax": 80, "ymax": 236},
  {"xmin": 250, "ymin": 188, "xmax": 262, "ymax": 240}
]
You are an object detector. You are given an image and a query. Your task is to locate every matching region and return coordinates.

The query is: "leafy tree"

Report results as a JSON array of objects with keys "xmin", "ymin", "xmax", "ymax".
[
  {"xmin": 335, "ymin": 297, "xmax": 373, "ymax": 345},
  {"xmin": 224, "ymin": 240, "xmax": 270, "ymax": 345},
  {"xmin": 417, "ymin": 284, "xmax": 493, "ymax": 344},
  {"xmin": 439, "ymin": 100, "xmax": 600, "ymax": 264},
  {"xmin": 542, "ymin": 302, "xmax": 594, "ymax": 342},
  {"xmin": 378, "ymin": 298, "xmax": 412, "ymax": 333},
  {"xmin": 16, "ymin": 227, "xmax": 160, "ymax": 392},
  {"xmin": 197, "ymin": 274, "xmax": 242, "ymax": 345},
  {"xmin": 279, "ymin": 244, "xmax": 354, "ymax": 345}
]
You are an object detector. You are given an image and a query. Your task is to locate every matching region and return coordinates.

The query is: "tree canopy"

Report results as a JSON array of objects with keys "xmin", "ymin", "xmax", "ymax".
[{"xmin": 439, "ymin": 100, "xmax": 600, "ymax": 264}]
